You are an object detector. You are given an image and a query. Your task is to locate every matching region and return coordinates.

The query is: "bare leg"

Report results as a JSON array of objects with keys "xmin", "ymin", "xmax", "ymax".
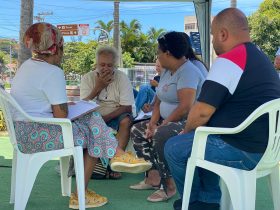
[
  {"xmin": 116, "ymin": 117, "xmax": 132, "ymax": 150},
  {"xmin": 115, "ymin": 146, "xmax": 125, "ymax": 156},
  {"xmin": 83, "ymin": 150, "xmax": 98, "ymax": 189},
  {"xmin": 145, "ymin": 169, "xmax": 161, "ymax": 186},
  {"xmin": 166, "ymin": 177, "xmax": 176, "ymax": 195}
]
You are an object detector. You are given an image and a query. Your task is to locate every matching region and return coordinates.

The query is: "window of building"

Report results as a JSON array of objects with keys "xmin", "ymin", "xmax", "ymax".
[{"xmin": 185, "ymin": 23, "xmax": 196, "ymax": 30}]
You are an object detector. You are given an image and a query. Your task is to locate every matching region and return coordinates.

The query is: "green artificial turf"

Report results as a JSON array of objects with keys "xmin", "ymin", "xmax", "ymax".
[{"xmin": 0, "ymin": 136, "xmax": 274, "ymax": 210}]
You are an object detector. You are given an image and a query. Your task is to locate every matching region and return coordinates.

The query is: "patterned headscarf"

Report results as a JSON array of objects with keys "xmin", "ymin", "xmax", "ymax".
[{"xmin": 24, "ymin": 22, "xmax": 64, "ymax": 55}]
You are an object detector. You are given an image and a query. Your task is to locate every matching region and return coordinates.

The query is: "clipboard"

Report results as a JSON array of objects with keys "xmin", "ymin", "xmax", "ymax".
[{"xmin": 68, "ymin": 100, "xmax": 99, "ymax": 121}]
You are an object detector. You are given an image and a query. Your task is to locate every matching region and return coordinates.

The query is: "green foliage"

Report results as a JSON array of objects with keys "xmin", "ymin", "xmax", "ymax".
[
  {"xmin": 59, "ymin": 19, "xmax": 166, "ymax": 76},
  {"xmin": 120, "ymin": 19, "xmax": 165, "ymax": 63},
  {"xmin": 0, "ymin": 51, "xmax": 8, "ymax": 64},
  {"xmin": 122, "ymin": 52, "xmax": 135, "ymax": 68},
  {"xmin": 62, "ymin": 40, "xmax": 98, "ymax": 76},
  {"xmin": 0, "ymin": 110, "xmax": 6, "ymax": 131},
  {"xmin": 248, "ymin": 0, "xmax": 280, "ymax": 61},
  {"xmin": 0, "ymin": 40, "xmax": 18, "ymax": 61},
  {"xmin": 94, "ymin": 19, "xmax": 165, "ymax": 63},
  {"xmin": 95, "ymin": 20, "xmax": 114, "ymax": 37}
]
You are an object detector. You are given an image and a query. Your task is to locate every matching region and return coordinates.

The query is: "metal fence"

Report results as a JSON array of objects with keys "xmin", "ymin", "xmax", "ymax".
[
  {"xmin": 65, "ymin": 65, "xmax": 157, "ymax": 89},
  {"xmin": 119, "ymin": 65, "xmax": 156, "ymax": 88}
]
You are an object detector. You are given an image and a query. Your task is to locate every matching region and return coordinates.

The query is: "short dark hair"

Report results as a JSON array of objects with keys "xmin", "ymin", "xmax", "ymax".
[{"xmin": 157, "ymin": 31, "xmax": 189, "ymax": 59}]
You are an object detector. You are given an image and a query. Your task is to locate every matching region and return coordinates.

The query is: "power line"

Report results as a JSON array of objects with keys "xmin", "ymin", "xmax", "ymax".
[{"xmin": 34, "ymin": 11, "xmax": 53, "ymax": 22}]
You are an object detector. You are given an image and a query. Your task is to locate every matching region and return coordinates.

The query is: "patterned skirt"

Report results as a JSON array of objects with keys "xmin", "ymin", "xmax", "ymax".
[{"xmin": 14, "ymin": 112, "xmax": 118, "ymax": 159}]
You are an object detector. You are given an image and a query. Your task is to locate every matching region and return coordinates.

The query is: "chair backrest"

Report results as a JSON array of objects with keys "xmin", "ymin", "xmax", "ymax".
[
  {"xmin": 0, "ymin": 88, "xmax": 33, "ymax": 152},
  {"xmin": 243, "ymin": 98, "xmax": 280, "ymax": 171}
]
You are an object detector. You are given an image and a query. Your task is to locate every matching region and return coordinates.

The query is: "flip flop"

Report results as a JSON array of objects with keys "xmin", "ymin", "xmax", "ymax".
[
  {"xmin": 129, "ymin": 180, "xmax": 160, "ymax": 190},
  {"xmin": 147, "ymin": 189, "xmax": 176, "ymax": 202}
]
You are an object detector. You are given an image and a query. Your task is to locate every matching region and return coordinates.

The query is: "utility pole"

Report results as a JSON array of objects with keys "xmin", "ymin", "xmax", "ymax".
[
  {"xmin": 230, "ymin": 0, "xmax": 237, "ymax": 8},
  {"xmin": 113, "ymin": 0, "xmax": 122, "ymax": 67},
  {"xmin": 34, "ymin": 11, "xmax": 53, "ymax": 22},
  {"xmin": 9, "ymin": 44, "xmax": 12, "ymax": 65},
  {"xmin": 9, "ymin": 44, "xmax": 12, "ymax": 78},
  {"xmin": 18, "ymin": 0, "xmax": 34, "ymax": 67}
]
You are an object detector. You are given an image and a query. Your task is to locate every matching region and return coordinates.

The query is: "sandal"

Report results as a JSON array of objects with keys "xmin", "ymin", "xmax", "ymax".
[
  {"xmin": 130, "ymin": 180, "xmax": 160, "ymax": 190},
  {"xmin": 106, "ymin": 164, "xmax": 122, "ymax": 179},
  {"xmin": 106, "ymin": 171, "xmax": 122, "ymax": 179},
  {"xmin": 147, "ymin": 189, "xmax": 176, "ymax": 202}
]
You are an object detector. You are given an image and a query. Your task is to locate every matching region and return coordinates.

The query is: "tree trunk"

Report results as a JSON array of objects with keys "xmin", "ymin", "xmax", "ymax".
[
  {"xmin": 230, "ymin": 0, "xmax": 237, "ymax": 8},
  {"xmin": 113, "ymin": 0, "xmax": 122, "ymax": 67},
  {"xmin": 18, "ymin": 0, "xmax": 34, "ymax": 67}
]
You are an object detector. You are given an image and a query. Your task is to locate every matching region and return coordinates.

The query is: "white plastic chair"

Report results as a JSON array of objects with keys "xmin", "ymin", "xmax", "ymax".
[
  {"xmin": 0, "ymin": 88, "xmax": 85, "ymax": 210},
  {"xmin": 182, "ymin": 98, "xmax": 280, "ymax": 210}
]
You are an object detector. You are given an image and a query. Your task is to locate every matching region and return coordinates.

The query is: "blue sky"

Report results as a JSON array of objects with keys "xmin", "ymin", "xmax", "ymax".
[{"xmin": 0, "ymin": 0, "xmax": 264, "ymax": 41}]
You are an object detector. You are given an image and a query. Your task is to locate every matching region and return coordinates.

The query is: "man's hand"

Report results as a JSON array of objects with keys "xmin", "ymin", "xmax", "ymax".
[
  {"xmin": 142, "ymin": 103, "xmax": 153, "ymax": 113},
  {"xmin": 95, "ymin": 71, "xmax": 114, "ymax": 91},
  {"xmin": 274, "ymin": 55, "xmax": 280, "ymax": 70}
]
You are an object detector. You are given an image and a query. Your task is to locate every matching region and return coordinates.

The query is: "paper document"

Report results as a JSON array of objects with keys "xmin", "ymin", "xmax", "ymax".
[
  {"xmin": 135, "ymin": 110, "xmax": 152, "ymax": 121},
  {"xmin": 68, "ymin": 100, "xmax": 99, "ymax": 121}
]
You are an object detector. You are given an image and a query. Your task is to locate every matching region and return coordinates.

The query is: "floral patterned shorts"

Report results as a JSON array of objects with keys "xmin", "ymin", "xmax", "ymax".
[{"xmin": 14, "ymin": 112, "xmax": 118, "ymax": 159}]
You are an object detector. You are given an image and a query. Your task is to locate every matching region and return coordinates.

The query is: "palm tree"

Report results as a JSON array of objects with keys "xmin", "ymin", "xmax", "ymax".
[
  {"xmin": 120, "ymin": 19, "xmax": 141, "ymax": 35},
  {"xmin": 113, "ymin": 0, "xmax": 121, "ymax": 66},
  {"xmin": 147, "ymin": 27, "xmax": 166, "ymax": 43},
  {"xmin": 95, "ymin": 20, "xmax": 113, "ymax": 36},
  {"xmin": 147, "ymin": 27, "xmax": 166, "ymax": 61},
  {"xmin": 18, "ymin": 0, "xmax": 33, "ymax": 67}
]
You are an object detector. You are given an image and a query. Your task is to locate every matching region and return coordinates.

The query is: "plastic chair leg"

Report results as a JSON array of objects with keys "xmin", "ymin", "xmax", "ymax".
[
  {"xmin": 182, "ymin": 159, "xmax": 196, "ymax": 210},
  {"xmin": 243, "ymin": 176, "xmax": 256, "ymax": 210},
  {"xmin": 220, "ymin": 179, "xmax": 232, "ymax": 210},
  {"xmin": 219, "ymin": 170, "xmax": 244, "ymax": 210},
  {"xmin": 269, "ymin": 165, "xmax": 280, "ymax": 210},
  {"xmin": 73, "ymin": 147, "xmax": 85, "ymax": 210},
  {"xmin": 10, "ymin": 149, "xmax": 17, "ymax": 204},
  {"xmin": 14, "ymin": 155, "xmax": 29, "ymax": 210},
  {"xmin": 14, "ymin": 154, "xmax": 48, "ymax": 210},
  {"xmin": 60, "ymin": 156, "xmax": 72, "ymax": 196}
]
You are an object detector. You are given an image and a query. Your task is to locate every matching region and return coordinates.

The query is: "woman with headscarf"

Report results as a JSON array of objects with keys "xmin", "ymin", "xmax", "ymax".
[
  {"xmin": 11, "ymin": 22, "xmax": 151, "ymax": 209},
  {"xmin": 130, "ymin": 31, "xmax": 206, "ymax": 202}
]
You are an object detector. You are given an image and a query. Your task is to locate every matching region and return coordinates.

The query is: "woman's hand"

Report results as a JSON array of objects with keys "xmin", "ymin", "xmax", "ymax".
[
  {"xmin": 145, "ymin": 122, "xmax": 158, "ymax": 140},
  {"xmin": 150, "ymin": 79, "xmax": 159, "ymax": 87},
  {"xmin": 142, "ymin": 103, "xmax": 153, "ymax": 113},
  {"xmin": 160, "ymin": 119, "xmax": 170, "ymax": 126}
]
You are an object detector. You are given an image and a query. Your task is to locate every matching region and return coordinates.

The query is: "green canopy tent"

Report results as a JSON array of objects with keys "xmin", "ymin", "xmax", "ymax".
[{"xmin": 91, "ymin": 0, "xmax": 212, "ymax": 66}]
